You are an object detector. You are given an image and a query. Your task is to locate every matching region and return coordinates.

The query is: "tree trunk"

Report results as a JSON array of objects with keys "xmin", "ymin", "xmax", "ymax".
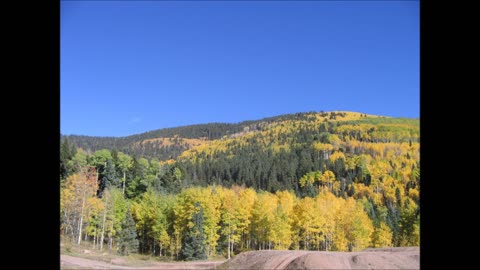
[
  {"xmin": 77, "ymin": 190, "xmax": 86, "ymax": 245},
  {"xmin": 325, "ymin": 235, "xmax": 328, "ymax": 251},
  {"xmin": 93, "ymin": 227, "xmax": 97, "ymax": 249},
  {"xmin": 227, "ymin": 233, "xmax": 231, "ymax": 259},
  {"xmin": 77, "ymin": 215, "xmax": 83, "ymax": 245},
  {"xmin": 100, "ymin": 202, "xmax": 107, "ymax": 251},
  {"xmin": 122, "ymin": 171, "xmax": 126, "ymax": 194},
  {"xmin": 317, "ymin": 234, "xmax": 320, "ymax": 251},
  {"xmin": 70, "ymin": 223, "xmax": 75, "ymax": 242}
]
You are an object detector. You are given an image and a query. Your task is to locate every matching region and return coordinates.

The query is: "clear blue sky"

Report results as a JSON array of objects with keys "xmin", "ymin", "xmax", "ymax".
[{"xmin": 61, "ymin": 0, "xmax": 419, "ymax": 137}]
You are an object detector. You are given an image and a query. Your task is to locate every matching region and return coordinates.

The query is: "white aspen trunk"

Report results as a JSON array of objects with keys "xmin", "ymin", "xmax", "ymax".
[
  {"xmin": 227, "ymin": 233, "xmax": 231, "ymax": 259},
  {"xmin": 306, "ymin": 233, "xmax": 309, "ymax": 250},
  {"xmin": 77, "ymin": 214, "xmax": 83, "ymax": 245},
  {"xmin": 100, "ymin": 202, "xmax": 107, "ymax": 251},
  {"xmin": 122, "ymin": 171, "xmax": 126, "ymax": 194},
  {"xmin": 77, "ymin": 189, "xmax": 86, "ymax": 245},
  {"xmin": 63, "ymin": 211, "xmax": 69, "ymax": 236}
]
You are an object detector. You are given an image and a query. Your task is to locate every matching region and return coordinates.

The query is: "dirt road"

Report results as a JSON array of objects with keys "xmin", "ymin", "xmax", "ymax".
[{"xmin": 61, "ymin": 255, "xmax": 225, "ymax": 269}]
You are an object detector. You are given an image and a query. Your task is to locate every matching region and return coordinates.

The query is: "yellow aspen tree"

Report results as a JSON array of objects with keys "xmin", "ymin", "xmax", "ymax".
[
  {"xmin": 340, "ymin": 198, "xmax": 374, "ymax": 251},
  {"xmin": 271, "ymin": 190, "xmax": 296, "ymax": 249},
  {"xmin": 84, "ymin": 197, "xmax": 104, "ymax": 249},
  {"xmin": 312, "ymin": 142, "xmax": 333, "ymax": 160},
  {"xmin": 251, "ymin": 192, "xmax": 277, "ymax": 250},
  {"xmin": 319, "ymin": 170, "xmax": 336, "ymax": 191},
  {"xmin": 61, "ymin": 167, "xmax": 98, "ymax": 245},
  {"xmin": 236, "ymin": 187, "xmax": 256, "ymax": 250},
  {"xmin": 271, "ymin": 205, "xmax": 292, "ymax": 250},
  {"xmin": 292, "ymin": 197, "xmax": 323, "ymax": 250},
  {"xmin": 218, "ymin": 187, "xmax": 238, "ymax": 259},
  {"xmin": 371, "ymin": 222, "xmax": 393, "ymax": 248},
  {"xmin": 198, "ymin": 187, "xmax": 221, "ymax": 257},
  {"xmin": 329, "ymin": 151, "xmax": 346, "ymax": 164},
  {"xmin": 316, "ymin": 188, "xmax": 341, "ymax": 251},
  {"xmin": 61, "ymin": 181, "xmax": 76, "ymax": 239}
]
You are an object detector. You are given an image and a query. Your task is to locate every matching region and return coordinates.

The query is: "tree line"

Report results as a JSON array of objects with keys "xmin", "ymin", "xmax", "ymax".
[{"xmin": 61, "ymin": 166, "xmax": 418, "ymax": 260}]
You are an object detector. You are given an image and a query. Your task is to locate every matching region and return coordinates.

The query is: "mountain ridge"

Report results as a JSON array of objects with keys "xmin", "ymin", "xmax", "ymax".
[
  {"xmin": 61, "ymin": 110, "xmax": 411, "ymax": 138},
  {"xmin": 61, "ymin": 111, "xmax": 418, "ymax": 161}
]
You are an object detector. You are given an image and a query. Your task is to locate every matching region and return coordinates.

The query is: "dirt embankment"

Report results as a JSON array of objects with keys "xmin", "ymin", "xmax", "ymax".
[
  {"xmin": 61, "ymin": 247, "xmax": 419, "ymax": 269},
  {"xmin": 219, "ymin": 247, "xmax": 419, "ymax": 270}
]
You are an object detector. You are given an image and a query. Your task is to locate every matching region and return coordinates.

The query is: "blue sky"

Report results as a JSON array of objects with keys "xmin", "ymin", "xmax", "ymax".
[{"xmin": 61, "ymin": 0, "xmax": 419, "ymax": 137}]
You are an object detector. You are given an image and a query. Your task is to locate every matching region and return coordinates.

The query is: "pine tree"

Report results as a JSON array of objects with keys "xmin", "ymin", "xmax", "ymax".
[
  {"xmin": 180, "ymin": 202, "xmax": 207, "ymax": 261},
  {"xmin": 117, "ymin": 208, "xmax": 139, "ymax": 256},
  {"xmin": 102, "ymin": 159, "xmax": 119, "ymax": 191},
  {"xmin": 60, "ymin": 138, "xmax": 76, "ymax": 180}
]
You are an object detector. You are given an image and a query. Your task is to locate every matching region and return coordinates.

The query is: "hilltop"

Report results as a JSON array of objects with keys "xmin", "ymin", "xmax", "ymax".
[{"xmin": 62, "ymin": 111, "xmax": 417, "ymax": 160}]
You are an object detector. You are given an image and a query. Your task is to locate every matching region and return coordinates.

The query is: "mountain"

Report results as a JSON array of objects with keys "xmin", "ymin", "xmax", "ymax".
[
  {"xmin": 61, "ymin": 111, "xmax": 340, "ymax": 160},
  {"xmin": 62, "ymin": 111, "xmax": 419, "ymax": 194},
  {"xmin": 61, "ymin": 111, "xmax": 420, "ymax": 252}
]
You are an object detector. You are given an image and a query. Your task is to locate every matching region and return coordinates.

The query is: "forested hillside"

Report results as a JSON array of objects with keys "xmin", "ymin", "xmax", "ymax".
[
  {"xmin": 62, "ymin": 112, "xmax": 324, "ymax": 160},
  {"xmin": 60, "ymin": 111, "xmax": 420, "ymax": 260}
]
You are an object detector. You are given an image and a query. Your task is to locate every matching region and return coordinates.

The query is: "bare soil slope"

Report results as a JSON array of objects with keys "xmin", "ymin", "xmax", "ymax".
[{"xmin": 219, "ymin": 247, "xmax": 419, "ymax": 270}]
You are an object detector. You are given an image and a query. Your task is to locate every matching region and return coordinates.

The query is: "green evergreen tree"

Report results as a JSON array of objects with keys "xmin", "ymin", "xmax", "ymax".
[
  {"xmin": 102, "ymin": 159, "xmax": 120, "ymax": 191},
  {"xmin": 180, "ymin": 202, "xmax": 207, "ymax": 261},
  {"xmin": 117, "ymin": 208, "xmax": 139, "ymax": 256},
  {"xmin": 60, "ymin": 138, "xmax": 76, "ymax": 180}
]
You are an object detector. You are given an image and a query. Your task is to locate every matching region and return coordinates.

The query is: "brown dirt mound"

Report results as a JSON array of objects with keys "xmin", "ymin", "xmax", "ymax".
[{"xmin": 219, "ymin": 247, "xmax": 419, "ymax": 270}]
